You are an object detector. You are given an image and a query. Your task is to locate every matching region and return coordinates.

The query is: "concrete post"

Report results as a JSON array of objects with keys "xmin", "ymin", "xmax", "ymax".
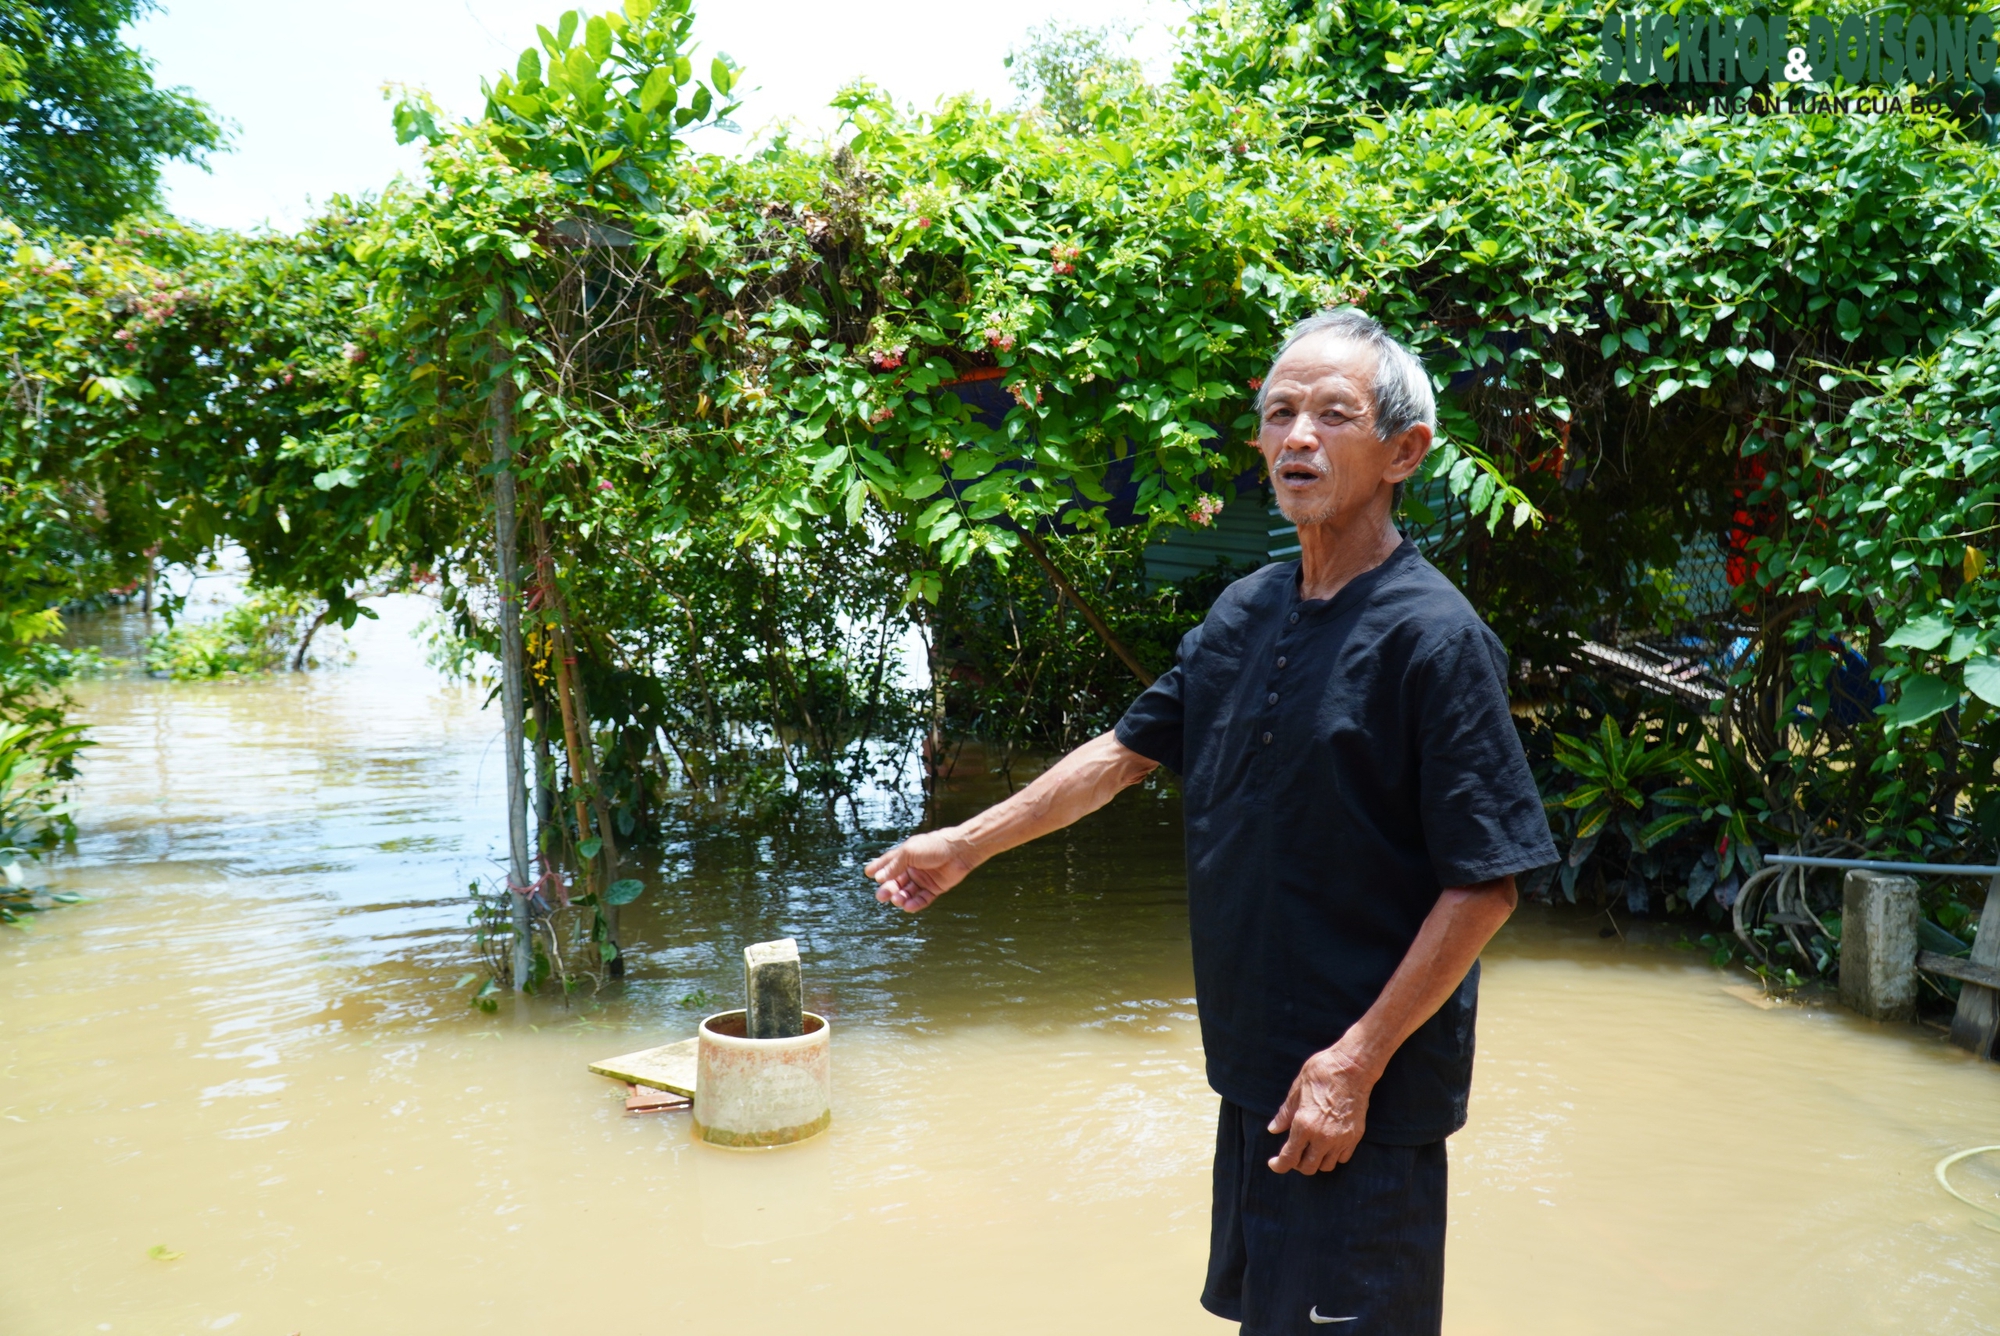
[
  {"xmin": 745, "ymin": 938, "xmax": 804, "ymax": 1039},
  {"xmin": 1840, "ymin": 870, "xmax": 1919, "ymax": 1022}
]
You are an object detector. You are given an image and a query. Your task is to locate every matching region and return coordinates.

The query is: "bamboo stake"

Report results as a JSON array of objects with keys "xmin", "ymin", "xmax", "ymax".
[
  {"xmin": 529, "ymin": 696, "xmax": 556, "ymax": 835},
  {"xmin": 535, "ymin": 535, "xmax": 624, "ymax": 977},
  {"xmin": 547, "ymin": 625, "xmax": 595, "ymax": 873},
  {"xmin": 558, "ymin": 624, "xmax": 627, "ymax": 977},
  {"xmin": 491, "ymin": 302, "xmax": 533, "ymax": 993}
]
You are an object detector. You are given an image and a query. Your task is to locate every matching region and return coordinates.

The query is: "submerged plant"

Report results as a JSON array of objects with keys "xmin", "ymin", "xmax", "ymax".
[
  {"xmin": 0, "ymin": 718, "xmax": 88, "ymax": 927},
  {"xmin": 142, "ymin": 590, "xmax": 343, "ymax": 679}
]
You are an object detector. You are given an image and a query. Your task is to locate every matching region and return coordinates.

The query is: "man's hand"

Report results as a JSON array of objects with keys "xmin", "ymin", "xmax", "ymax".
[
  {"xmin": 1264, "ymin": 876, "xmax": 1518, "ymax": 1176},
  {"xmin": 866, "ymin": 829, "xmax": 979, "ymax": 912},
  {"xmin": 863, "ymin": 731, "xmax": 1158, "ymax": 915},
  {"xmin": 1267, "ymin": 1043, "xmax": 1376, "ymax": 1175}
]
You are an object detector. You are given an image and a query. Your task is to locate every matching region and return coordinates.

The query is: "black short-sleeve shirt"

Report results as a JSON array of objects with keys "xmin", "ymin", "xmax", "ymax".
[{"xmin": 1115, "ymin": 540, "xmax": 1556, "ymax": 1143}]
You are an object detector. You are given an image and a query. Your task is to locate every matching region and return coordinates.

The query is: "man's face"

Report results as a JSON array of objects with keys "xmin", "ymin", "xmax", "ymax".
[{"xmin": 1257, "ymin": 333, "xmax": 1428, "ymax": 529}]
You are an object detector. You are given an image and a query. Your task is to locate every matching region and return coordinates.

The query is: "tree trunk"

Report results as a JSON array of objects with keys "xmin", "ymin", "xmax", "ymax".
[
  {"xmin": 491, "ymin": 310, "xmax": 534, "ymax": 993},
  {"xmin": 289, "ymin": 604, "xmax": 332, "ymax": 672}
]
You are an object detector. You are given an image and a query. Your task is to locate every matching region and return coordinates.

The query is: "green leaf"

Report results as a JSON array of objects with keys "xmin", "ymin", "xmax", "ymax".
[
  {"xmin": 638, "ymin": 67, "xmax": 673, "ymax": 112},
  {"xmin": 517, "ymin": 48, "xmax": 542, "ymax": 86},
  {"xmin": 710, "ymin": 56, "xmax": 734, "ymax": 94},
  {"xmin": 577, "ymin": 836, "xmax": 604, "ymax": 859},
  {"xmin": 1965, "ymin": 656, "xmax": 2000, "ymax": 707},
  {"xmin": 1747, "ymin": 348, "xmax": 1776, "ymax": 371},
  {"xmin": 147, "ymin": 1246, "xmax": 184, "ymax": 1262},
  {"xmin": 392, "ymin": 99, "xmax": 439, "ymax": 145},
  {"xmin": 1884, "ymin": 613, "xmax": 1952, "ymax": 651},
  {"xmin": 690, "ymin": 84, "xmax": 712, "ymax": 120},
  {"xmin": 599, "ymin": 941, "xmax": 619, "ymax": 962},
  {"xmin": 1639, "ymin": 811, "xmax": 1697, "ymax": 848},
  {"xmin": 585, "ymin": 15, "xmax": 612, "ymax": 61},
  {"xmin": 605, "ymin": 878, "xmax": 645, "ymax": 906},
  {"xmin": 455, "ymin": 973, "xmax": 479, "ymax": 989},
  {"xmin": 555, "ymin": 10, "xmax": 578, "ymax": 49},
  {"xmin": 1883, "ymin": 673, "xmax": 1955, "ymax": 729},
  {"xmin": 313, "ymin": 466, "xmax": 362, "ymax": 491}
]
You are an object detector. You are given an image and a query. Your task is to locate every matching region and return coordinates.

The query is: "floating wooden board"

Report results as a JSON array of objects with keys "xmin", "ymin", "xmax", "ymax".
[
  {"xmin": 624, "ymin": 1083, "xmax": 691, "ymax": 1114},
  {"xmin": 589, "ymin": 1037, "xmax": 698, "ymax": 1096},
  {"xmin": 1720, "ymin": 983, "xmax": 1780, "ymax": 1011}
]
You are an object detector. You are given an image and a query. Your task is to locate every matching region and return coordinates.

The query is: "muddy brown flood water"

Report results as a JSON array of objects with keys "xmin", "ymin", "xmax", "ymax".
[{"xmin": 5, "ymin": 598, "xmax": 2000, "ymax": 1334}]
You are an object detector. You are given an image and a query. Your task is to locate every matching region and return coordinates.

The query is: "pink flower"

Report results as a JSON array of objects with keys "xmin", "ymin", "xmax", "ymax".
[
  {"xmin": 597, "ymin": 480, "xmax": 614, "ymax": 493},
  {"xmin": 1191, "ymin": 495, "xmax": 1225, "ymax": 527},
  {"xmin": 1052, "ymin": 261, "xmax": 1074, "ymax": 276},
  {"xmin": 917, "ymin": 216, "xmax": 931, "ymax": 229}
]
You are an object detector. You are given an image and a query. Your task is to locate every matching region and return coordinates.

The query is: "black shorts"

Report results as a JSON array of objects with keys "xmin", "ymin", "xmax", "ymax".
[{"xmin": 1202, "ymin": 1100, "xmax": 1447, "ymax": 1335}]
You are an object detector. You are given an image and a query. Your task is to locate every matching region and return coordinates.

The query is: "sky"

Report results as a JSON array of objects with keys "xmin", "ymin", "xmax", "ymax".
[{"xmin": 131, "ymin": 0, "xmax": 1185, "ymax": 232}]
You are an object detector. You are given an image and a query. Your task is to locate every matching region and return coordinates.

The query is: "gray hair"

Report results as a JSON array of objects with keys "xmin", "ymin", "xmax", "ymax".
[{"xmin": 1253, "ymin": 308, "xmax": 1436, "ymax": 443}]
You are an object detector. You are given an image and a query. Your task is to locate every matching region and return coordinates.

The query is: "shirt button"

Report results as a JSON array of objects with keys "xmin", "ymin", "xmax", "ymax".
[
  {"xmin": 1267, "ymin": 692, "xmax": 1278, "ymax": 705},
  {"xmin": 1262, "ymin": 731, "xmax": 1272, "ymax": 744},
  {"xmin": 1289, "ymin": 613, "xmax": 1299, "ymax": 624},
  {"xmin": 1276, "ymin": 656, "xmax": 1287, "ymax": 668}
]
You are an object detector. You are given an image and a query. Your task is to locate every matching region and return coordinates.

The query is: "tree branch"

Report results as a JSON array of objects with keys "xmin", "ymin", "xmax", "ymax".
[{"xmin": 1011, "ymin": 525, "xmax": 1155, "ymax": 688}]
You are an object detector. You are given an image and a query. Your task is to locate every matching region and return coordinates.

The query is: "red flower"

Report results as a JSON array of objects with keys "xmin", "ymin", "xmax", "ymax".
[{"xmin": 1247, "ymin": 377, "xmax": 1263, "ymax": 391}]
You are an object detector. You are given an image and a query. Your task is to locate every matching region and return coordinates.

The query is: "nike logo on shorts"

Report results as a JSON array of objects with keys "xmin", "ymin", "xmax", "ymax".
[{"xmin": 1308, "ymin": 1309, "xmax": 1357, "ymax": 1325}]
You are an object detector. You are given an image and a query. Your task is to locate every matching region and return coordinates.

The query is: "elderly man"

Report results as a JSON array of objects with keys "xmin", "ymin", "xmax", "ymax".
[{"xmin": 865, "ymin": 309, "xmax": 1555, "ymax": 1335}]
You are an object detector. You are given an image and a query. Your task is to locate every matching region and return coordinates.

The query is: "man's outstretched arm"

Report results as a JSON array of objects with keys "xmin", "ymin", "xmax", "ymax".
[{"xmin": 866, "ymin": 730, "xmax": 1159, "ymax": 912}]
